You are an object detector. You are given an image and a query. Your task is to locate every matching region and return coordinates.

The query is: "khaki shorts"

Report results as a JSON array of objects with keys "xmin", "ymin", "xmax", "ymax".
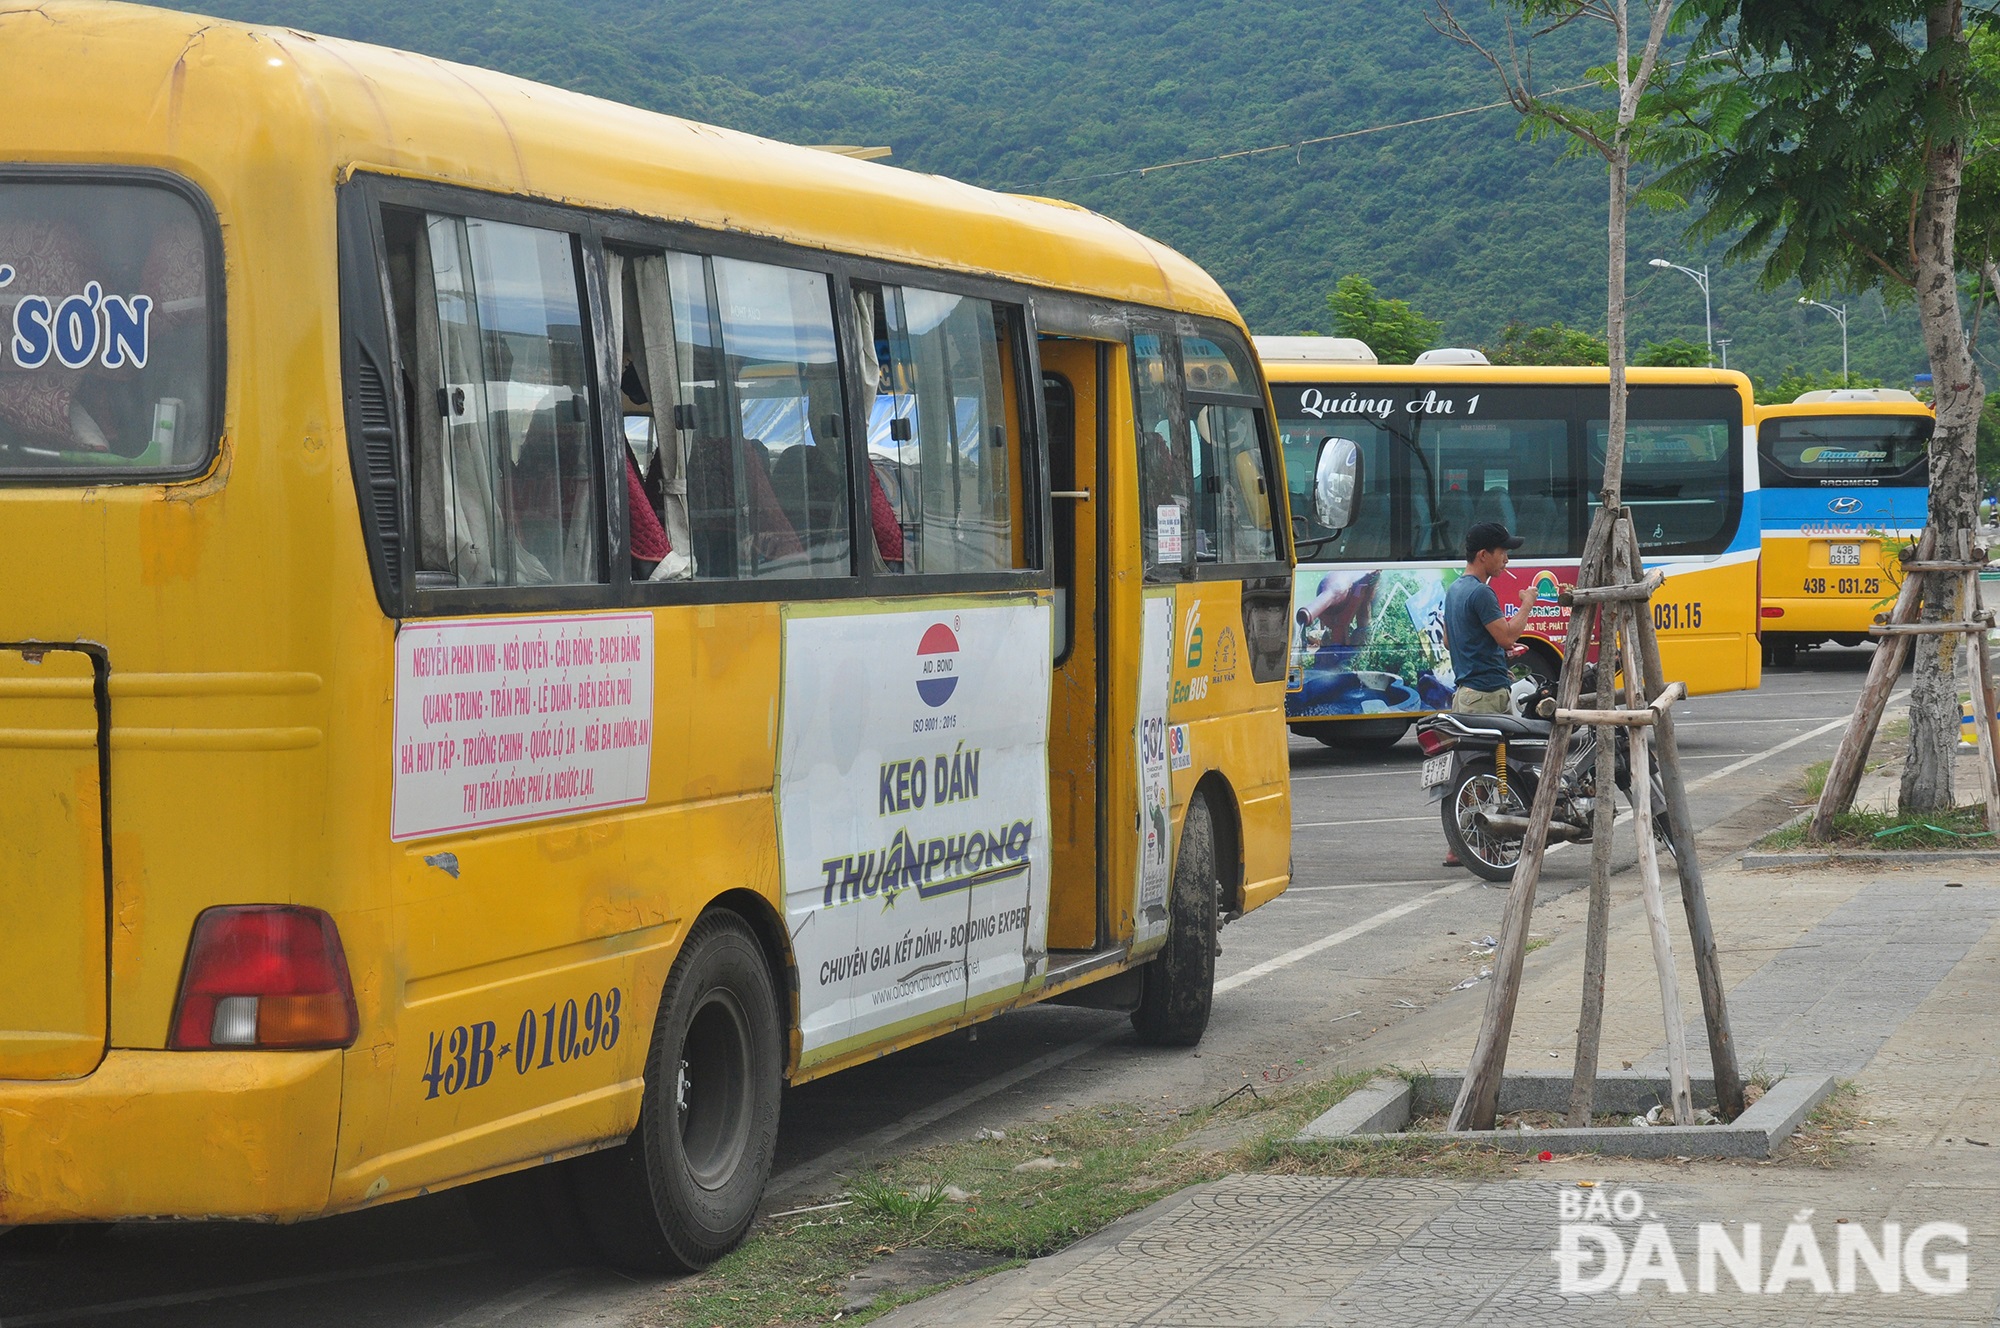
[{"xmin": 1452, "ymin": 686, "xmax": 1513, "ymax": 715}]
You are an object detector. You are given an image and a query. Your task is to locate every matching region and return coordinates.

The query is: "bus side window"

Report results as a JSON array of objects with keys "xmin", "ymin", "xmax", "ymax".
[
  {"xmin": 382, "ymin": 207, "xmax": 603, "ymax": 590},
  {"xmin": 1133, "ymin": 331, "xmax": 1187, "ymax": 572},
  {"xmin": 1181, "ymin": 331, "xmax": 1277, "ymax": 566},
  {"xmin": 1189, "ymin": 401, "xmax": 1277, "ymax": 564},
  {"xmin": 608, "ymin": 251, "xmax": 692, "ymax": 581},
  {"xmin": 856, "ymin": 282, "xmax": 1026, "ymax": 575},
  {"xmin": 659, "ymin": 253, "xmax": 849, "ymax": 582}
]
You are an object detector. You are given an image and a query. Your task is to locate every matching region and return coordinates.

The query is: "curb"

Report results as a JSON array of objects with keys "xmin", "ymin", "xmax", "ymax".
[
  {"xmin": 1743, "ymin": 849, "xmax": 2000, "ymax": 868},
  {"xmin": 1294, "ymin": 1071, "xmax": 1837, "ymax": 1160}
]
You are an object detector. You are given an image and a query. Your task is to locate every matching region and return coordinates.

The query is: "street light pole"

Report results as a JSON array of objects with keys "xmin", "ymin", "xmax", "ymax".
[
  {"xmin": 1797, "ymin": 298, "xmax": 1850, "ymax": 383},
  {"xmin": 1716, "ymin": 338, "xmax": 1731, "ymax": 370},
  {"xmin": 1647, "ymin": 258, "xmax": 1714, "ymax": 366}
]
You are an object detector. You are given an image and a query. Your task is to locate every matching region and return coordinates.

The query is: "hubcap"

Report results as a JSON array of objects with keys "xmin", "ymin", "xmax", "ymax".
[{"xmin": 676, "ymin": 988, "xmax": 754, "ymax": 1191}]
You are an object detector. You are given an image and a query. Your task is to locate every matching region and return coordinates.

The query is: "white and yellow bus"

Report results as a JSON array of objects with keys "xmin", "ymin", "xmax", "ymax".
[
  {"xmin": 1754, "ymin": 389, "xmax": 1933, "ymax": 663},
  {"xmin": 0, "ymin": 2, "xmax": 1294, "ymax": 1270},
  {"xmin": 1258, "ymin": 340, "xmax": 1762, "ymax": 746}
]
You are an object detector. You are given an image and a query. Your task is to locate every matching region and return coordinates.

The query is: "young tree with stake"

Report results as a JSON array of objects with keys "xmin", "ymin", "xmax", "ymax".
[{"xmin": 1659, "ymin": 1, "xmax": 1995, "ymax": 817}]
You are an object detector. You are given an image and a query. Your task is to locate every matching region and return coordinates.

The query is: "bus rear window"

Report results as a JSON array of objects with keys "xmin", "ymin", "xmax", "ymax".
[
  {"xmin": 0, "ymin": 179, "xmax": 214, "ymax": 480},
  {"xmin": 1759, "ymin": 416, "xmax": 1931, "ymax": 486}
]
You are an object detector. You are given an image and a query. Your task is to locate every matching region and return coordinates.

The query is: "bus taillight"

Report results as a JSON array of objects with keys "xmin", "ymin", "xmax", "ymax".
[{"xmin": 169, "ymin": 906, "xmax": 359, "ymax": 1050}]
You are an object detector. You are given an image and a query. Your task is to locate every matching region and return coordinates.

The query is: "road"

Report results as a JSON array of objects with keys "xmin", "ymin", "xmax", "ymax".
[{"xmin": 0, "ymin": 650, "xmax": 1880, "ymax": 1327}]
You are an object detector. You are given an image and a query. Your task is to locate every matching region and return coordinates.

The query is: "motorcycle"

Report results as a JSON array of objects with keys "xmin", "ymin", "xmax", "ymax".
[{"xmin": 1415, "ymin": 669, "xmax": 1672, "ymax": 882}]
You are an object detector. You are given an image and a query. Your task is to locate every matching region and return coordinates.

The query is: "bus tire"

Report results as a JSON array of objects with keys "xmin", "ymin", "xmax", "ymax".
[
  {"xmin": 1131, "ymin": 795, "xmax": 1219, "ymax": 1047},
  {"xmin": 572, "ymin": 911, "xmax": 782, "ymax": 1273}
]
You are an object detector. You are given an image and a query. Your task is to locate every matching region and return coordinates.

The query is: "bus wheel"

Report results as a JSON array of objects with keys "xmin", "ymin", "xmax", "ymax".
[
  {"xmin": 1132, "ymin": 795, "xmax": 1219, "ymax": 1047},
  {"xmin": 574, "ymin": 911, "xmax": 782, "ymax": 1272}
]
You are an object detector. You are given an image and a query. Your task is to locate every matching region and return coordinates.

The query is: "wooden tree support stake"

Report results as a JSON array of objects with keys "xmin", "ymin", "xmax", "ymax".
[
  {"xmin": 1814, "ymin": 529, "xmax": 1937, "ymax": 840},
  {"xmin": 1449, "ymin": 511, "xmax": 1613, "ymax": 1132}
]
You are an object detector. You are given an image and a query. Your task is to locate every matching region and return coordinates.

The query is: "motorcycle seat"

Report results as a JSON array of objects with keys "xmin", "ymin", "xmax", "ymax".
[{"xmin": 1446, "ymin": 712, "xmax": 1550, "ymax": 739}]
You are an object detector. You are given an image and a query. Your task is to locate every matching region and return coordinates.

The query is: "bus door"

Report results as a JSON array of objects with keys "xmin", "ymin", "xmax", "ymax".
[
  {"xmin": 1039, "ymin": 341, "xmax": 1109, "ymax": 954},
  {"xmin": 0, "ymin": 643, "xmax": 109, "ymax": 1079}
]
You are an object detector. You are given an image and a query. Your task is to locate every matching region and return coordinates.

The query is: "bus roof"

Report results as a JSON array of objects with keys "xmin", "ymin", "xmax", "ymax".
[
  {"xmin": 1757, "ymin": 397, "xmax": 1936, "ymax": 422},
  {"xmin": 1257, "ymin": 360, "xmax": 1755, "ymax": 393},
  {"xmin": 1252, "ymin": 336, "xmax": 1379, "ymax": 364},
  {"xmin": 1791, "ymin": 387, "xmax": 1922, "ymax": 404},
  {"xmin": 2, "ymin": 1, "xmax": 1240, "ymax": 324}
]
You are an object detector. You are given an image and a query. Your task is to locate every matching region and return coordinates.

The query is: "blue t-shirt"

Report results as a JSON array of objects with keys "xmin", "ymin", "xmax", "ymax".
[{"xmin": 1444, "ymin": 574, "xmax": 1511, "ymax": 692}]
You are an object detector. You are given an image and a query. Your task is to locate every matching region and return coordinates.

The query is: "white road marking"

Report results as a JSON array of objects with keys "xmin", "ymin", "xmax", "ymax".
[
  {"xmin": 1292, "ymin": 815, "xmax": 1433, "ymax": 828},
  {"xmin": 1215, "ymin": 880, "xmax": 1481, "ymax": 994},
  {"xmin": 1281, "ymin": 878, "xmax": 1461, "ymax": 894},
  {"xmin": 1684, "ymin": 695, "xmax": 1899, "ymax": 793},
  {"xmin": 1291, "ymin": 768, "xmax": 1411, "ymax": 782},
  {"xmin": 1675, "ymin": 715, "xmax": 1853, "ymax": 727}
]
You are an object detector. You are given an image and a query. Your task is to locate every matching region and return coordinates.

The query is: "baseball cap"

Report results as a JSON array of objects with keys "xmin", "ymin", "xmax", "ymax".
[{"xmin": 1464, "ymin": 522, "xmax": 1525, "ymax": 559}]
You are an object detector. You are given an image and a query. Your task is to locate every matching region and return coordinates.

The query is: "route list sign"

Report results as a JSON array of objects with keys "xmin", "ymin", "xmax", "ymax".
[{"xmin": 391, "ymin": 613, "xmax": 655, "ymax": 841}]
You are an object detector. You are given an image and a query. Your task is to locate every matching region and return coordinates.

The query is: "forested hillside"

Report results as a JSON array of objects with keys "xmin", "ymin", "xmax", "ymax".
[{"xmin": 193, "ymin": 0, "xmax": 1929, "ymax": 385}]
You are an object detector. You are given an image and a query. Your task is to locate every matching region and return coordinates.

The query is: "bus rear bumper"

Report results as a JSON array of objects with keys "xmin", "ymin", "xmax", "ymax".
[
  {"xmin": 0, "ymin": 1049, "xmax": 341, "ymax": 1223},
  {"xmin": 1761, "ymin": 597, "xmax": 1878, "ymax": 637}
]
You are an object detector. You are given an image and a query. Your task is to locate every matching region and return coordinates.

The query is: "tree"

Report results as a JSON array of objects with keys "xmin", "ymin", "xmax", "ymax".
[
  {"xmin": 1325, "ymin": 274, "xmax": 1443, "ymax": 364},
  {"xmin": 1429, "ymin": 0, "xmax": 1680, "ymax": 497},
  {"xmin": 1488, "ymin": 320, "xmax": 1610, "ymax": 364},
  {"xmin": 1659, "ymin": 1, "xmax": 1991, "ymax": 814},
  {"xmin": 1634, "ymin": 336, "xmax": 1707, "ymax": 367}
]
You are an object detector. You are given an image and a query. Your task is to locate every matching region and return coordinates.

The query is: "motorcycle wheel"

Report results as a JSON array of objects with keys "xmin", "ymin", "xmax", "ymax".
[{"xmin": 1441, "ymin": 756, "xmax": 1527, "ymax": 883}]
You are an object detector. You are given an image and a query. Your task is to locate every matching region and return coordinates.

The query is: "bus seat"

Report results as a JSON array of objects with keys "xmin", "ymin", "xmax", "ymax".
[
  {"xmin": 1335, "ymin": 488, "xmax": 1393, "ymax": 560},
  {"xmin": 1513, "ymin": 495, "xmax": 1559, "ymax": 550},
  {"xmin": 1476, "ymin": 487, "xmax": 1517, "ymax": 531}
]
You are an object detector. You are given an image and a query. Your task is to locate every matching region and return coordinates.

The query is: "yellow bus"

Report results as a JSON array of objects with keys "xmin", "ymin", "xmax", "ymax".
[
  {"xmin": 0, "ymin": 3, "xmax": 1294, "ymax": 1270},
  {"xmin": 1754, "ymin": 389, "xmax": 1933, "ymax": 664},
  {"xmin": 1257, "ymin": 341, "xmax": 1761, "ymax": 745}
]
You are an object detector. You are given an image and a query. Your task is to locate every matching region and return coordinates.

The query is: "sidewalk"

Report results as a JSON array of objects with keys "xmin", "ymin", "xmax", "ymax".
[{"xmin": 877, "ymin": 858, "xmax": 2000, "ymax": 1325}]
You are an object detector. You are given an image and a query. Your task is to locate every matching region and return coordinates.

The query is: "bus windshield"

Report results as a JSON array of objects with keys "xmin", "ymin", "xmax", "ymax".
[
  {"xmin": 1759, "ymin": 415, "xmax": 1931, "ymax": 486},
  {"xmin": 1274, "ymin": 383, "xmax": 1743, "ymax": 561}
]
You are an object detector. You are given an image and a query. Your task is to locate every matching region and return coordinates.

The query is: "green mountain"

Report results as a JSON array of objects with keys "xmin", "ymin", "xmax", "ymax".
[{"xmin": 190, "ymin": 0, "xmax": 1932, "ymax": 388}]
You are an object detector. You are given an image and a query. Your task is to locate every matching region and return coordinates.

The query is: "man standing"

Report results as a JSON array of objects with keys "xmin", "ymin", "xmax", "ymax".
[{"xmin": 1443, "ymin": 522, "xmax": 1539, "ymax": 714}]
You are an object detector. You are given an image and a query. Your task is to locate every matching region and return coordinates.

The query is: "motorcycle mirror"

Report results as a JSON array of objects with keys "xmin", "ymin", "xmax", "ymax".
[{"xmin": 1312, "ymin": 437, "xmax": 1361, "ymax": 531}]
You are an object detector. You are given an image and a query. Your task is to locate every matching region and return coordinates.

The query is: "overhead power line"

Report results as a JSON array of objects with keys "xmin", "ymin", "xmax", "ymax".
[{"xmin": 1019, "ymin": 76, "xmax": 1610, "ymax": 190}]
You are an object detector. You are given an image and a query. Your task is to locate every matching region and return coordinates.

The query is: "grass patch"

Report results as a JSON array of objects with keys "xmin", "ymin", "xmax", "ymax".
[
  {"xmin": 642, "ymin": 1068, "xmax": 1531, "ymax": 1326},
  {"xmin": 1801, "ymin": 759, "xmax": 1831, "ymax": 802},
  {"xmin": 1775, "ymin": 1081, "xmax": 1865, "ymax": 1168},
  {"xmin": 1524, "ymin": 937, "xmax": 1551, "ymax": 955},
  {"xmin": 1807, "ymin": 805, "xmax": 1994, "ymax": 850}
]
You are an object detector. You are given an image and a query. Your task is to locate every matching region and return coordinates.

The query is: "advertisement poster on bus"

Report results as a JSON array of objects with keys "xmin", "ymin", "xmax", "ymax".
[
  {"xmin": 1288, "ymin": 566, "xmax": 1569, "ymax": 719},
  {"xmin": 779, "ymin": 599, "xmax": 1053, "ymax": 1059},
  {"xmin": 390, "ymin": 613, "xmax": 656, "ymax": 840},
  {"xmin": 1133, "ymin": 591, "xmax": 1173, "ymax": 948}
]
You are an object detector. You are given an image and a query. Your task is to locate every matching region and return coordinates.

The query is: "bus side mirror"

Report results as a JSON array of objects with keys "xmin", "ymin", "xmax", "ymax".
[{"xmin": 1313, "ymin": 437, "xmax": 1361, "ymax": 531}]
